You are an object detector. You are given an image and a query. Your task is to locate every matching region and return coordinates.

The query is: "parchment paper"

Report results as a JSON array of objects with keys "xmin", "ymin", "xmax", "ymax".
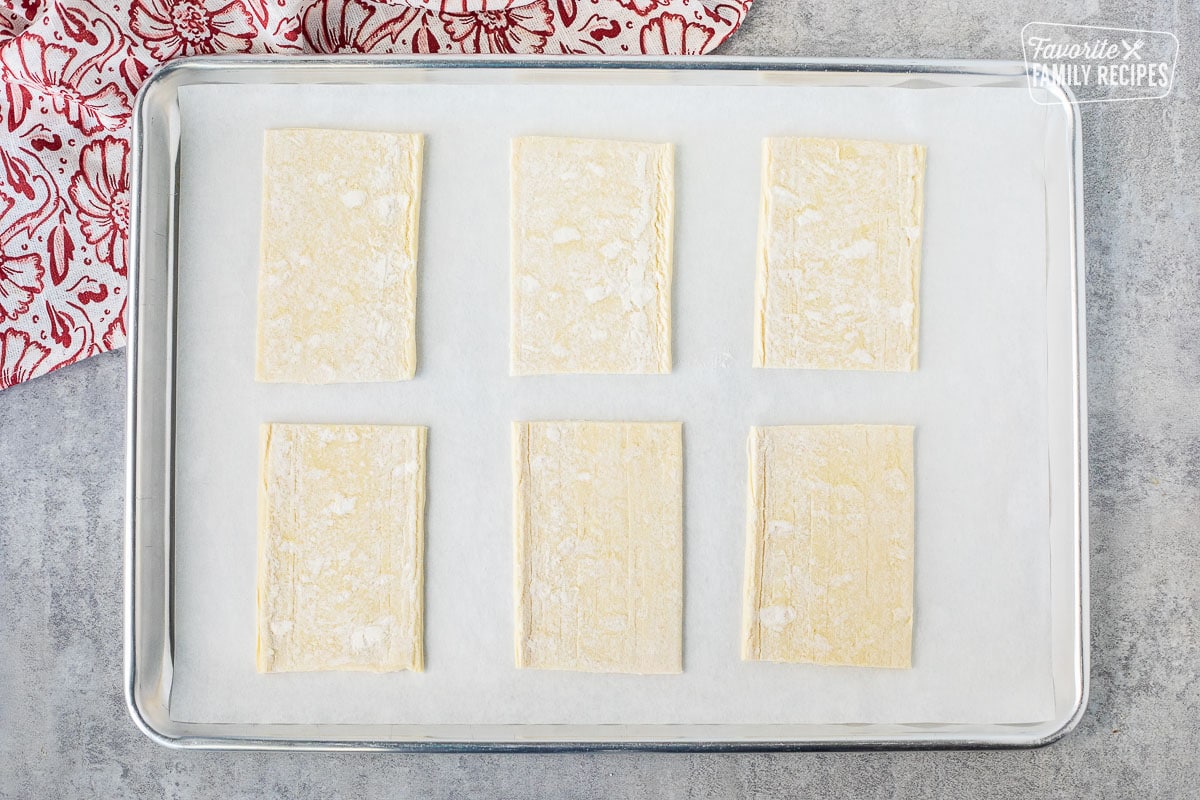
[{"xmin": 170, "ymin": 77, "xmax": 1060, "ymax": 725}]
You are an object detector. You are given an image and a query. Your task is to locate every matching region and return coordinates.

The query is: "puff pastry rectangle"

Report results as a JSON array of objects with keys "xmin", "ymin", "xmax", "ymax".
[
  {"xmin": 513, "ymin": 421, "xmax": 683, "ymax": 673},
  {"xmin": 755, "ymin": 137, "xmax": 925, "ymax": 371},
  {"xmin": 742, "ymin": 425, "xmax": 915, "ymax": 668},
  {"xmin": 257, "ymin": 423, "xmax": 426, "ymax": 673},
  {"xmin": 256, "ymin": 129, "xmax": 423, "ymax": 383},
  {"xmin": 510, "ymin": 136, "xmax": 674, "ymax": 375}
]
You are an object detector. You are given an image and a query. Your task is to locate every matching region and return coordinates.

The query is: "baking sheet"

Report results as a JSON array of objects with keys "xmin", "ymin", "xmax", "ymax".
[{"xmin": 170, "ymin": 77, "xmax": 1060, "ymax": 726}]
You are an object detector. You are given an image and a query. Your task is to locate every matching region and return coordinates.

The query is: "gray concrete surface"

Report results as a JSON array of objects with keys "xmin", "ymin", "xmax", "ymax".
[{"xmin": 2, "ymin": 1, "xmax": 1198, "ymax": 796}]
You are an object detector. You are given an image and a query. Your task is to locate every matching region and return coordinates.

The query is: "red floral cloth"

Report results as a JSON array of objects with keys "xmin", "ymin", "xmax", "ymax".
[{"xmin": 0, "ymin": 0, "xmax": 751, "ymax": 389}]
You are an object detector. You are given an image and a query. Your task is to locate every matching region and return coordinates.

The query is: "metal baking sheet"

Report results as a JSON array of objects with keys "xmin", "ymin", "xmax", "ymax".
[{"xmin": 125, "ymin": 55, "xmax": 1087, "ymax": 750}]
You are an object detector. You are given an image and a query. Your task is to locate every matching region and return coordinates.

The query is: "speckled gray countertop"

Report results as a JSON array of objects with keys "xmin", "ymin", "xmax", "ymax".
[{"xmin": 2, "ymin": 1, "xmax": 1197, "ymax": 796}]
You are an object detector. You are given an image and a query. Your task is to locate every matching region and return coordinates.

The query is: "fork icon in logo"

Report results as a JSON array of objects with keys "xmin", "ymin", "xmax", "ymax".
[{"xmin": 1121, "ymin": 38, "xmax": 1145, "ymax": 60}]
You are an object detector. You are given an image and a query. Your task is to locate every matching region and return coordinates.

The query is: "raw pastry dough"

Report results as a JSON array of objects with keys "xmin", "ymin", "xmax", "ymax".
[
  {"xmin": 257, "ymin": 423, "xmax": 426, "ymax": 673},
  {"xmin": 510, "ymin": 136, "xmax": 674, "ymax": 375},
  {"xmin": 754, "ymin": 137, "xmax": 925, "ymax": 371},
  {"xmin": 513, "ymin": 421, "xmax": 683, "ymax": 673},
  {"xmin": 742, "ymin": 425, "xmax": 914, "ymax": 668},
  {"xmin": 256, "ymin": 129, "xmax": 423, "ymax": 383}
]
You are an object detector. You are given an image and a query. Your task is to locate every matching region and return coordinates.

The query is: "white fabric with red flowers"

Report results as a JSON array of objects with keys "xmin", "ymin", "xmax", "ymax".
[{"xmin": 0, "ymin": 0, "xmax": 751, "ymax": 389}]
